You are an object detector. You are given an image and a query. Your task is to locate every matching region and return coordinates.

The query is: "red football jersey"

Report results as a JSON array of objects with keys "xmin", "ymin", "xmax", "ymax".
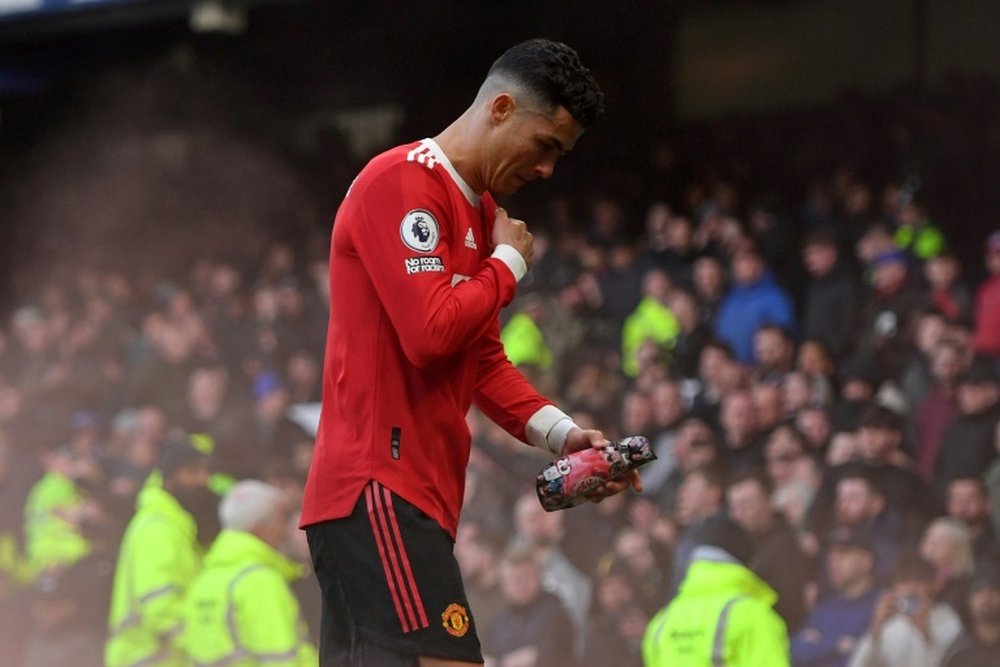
[{"xmin": 301, "ymin": 139, "xmax": 572, "ymax": 538}]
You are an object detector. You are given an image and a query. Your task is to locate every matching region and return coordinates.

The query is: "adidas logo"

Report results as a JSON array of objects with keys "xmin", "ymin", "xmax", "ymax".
[{"xmin": 464, "ymin": 228, "xmax": 477, "ymax": 250}]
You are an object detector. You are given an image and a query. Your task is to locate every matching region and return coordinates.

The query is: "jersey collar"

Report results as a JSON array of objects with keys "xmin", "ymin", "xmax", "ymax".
[{"xmin": 420, "ymin": 138, "xmax": 480, "ymax": 208}]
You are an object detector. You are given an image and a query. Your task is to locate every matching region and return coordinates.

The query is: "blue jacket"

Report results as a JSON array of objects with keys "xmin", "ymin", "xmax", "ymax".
[
  {"xmin": 714, "ymin": 271, "xmax": 795, "ymax": 364},
  {"xmin": 790, "ymin": 586, "xmax": 880, "ymax": 667}
]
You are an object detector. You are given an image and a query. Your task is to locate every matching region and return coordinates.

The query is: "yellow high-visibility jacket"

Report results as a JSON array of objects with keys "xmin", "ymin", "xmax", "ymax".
[
  {"xmin": 180, "ymin": 530, "xmax": 316, "ymax": 667},
  {"xmin": 105, "ymin": 484, "xmax": 201, "ymax": 667},
  {"xmin": 642, "ymin": 550, "xmax": 789, "ymax": 666}
]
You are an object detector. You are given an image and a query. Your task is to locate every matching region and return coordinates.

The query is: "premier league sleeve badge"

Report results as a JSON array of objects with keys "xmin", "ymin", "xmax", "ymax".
[{"xmin": 400, "ymin": 209, "xmax": 440, "ymax": 253}]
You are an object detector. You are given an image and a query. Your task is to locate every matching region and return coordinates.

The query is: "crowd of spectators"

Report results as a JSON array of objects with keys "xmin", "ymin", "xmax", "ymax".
[{"xmin": 1, "ymin": 87, "xmax": 1000, "ymax": 666}]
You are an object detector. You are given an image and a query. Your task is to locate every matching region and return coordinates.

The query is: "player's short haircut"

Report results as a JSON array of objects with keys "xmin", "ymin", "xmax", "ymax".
[{"xmin": 486, "ymin": 38, "xmax": 604, "ymax": 127}]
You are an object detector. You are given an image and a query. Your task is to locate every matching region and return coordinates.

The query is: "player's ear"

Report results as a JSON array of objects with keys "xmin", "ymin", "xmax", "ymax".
[{"xmin": 489, "ymin": 93, "xmax": 515, "ymax": 127}]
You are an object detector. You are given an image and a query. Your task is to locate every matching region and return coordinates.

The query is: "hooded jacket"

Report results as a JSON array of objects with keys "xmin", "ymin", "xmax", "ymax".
[
  {"xmin": 180, "ymin": 530, "xmax": 316, "ymax": 667},
  {"xmin": 105, "ymin": 483, "xmax": 201, "ymax": 667},
  {"xmin": 642, "ymin": 547, "xmax": 789, "ymax": 666}
]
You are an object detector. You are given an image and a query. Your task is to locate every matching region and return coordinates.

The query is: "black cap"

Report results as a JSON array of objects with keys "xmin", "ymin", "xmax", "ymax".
[
  {"xmin": 838, "ymin": 355, "xmax": 880, "ymax": 386},
  {"xmin": 826, "ymin": 526, "xmax": 875, "ymax": 554},
  {"xmin": 159, "ymin": 435, "xmax": 209, "ymax": 479},
  {"xmin": 695, "ymin": 514, "xmax": 756, "ymax": 567}
]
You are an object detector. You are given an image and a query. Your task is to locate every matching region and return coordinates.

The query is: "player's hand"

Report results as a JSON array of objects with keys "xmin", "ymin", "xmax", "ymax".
[
  {"xmin": 561, "ymin": 427, "xmax": 644, "ymax": 503},
  {"xmin": 492, "ymin": 207, "xmax": 534, "ymax": 268}
]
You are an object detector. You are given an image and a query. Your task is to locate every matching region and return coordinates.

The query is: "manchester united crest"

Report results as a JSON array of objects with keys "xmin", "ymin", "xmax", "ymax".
[{"xmin": 441, "ymin": 602, "xmax": 470, "ymax": 638}]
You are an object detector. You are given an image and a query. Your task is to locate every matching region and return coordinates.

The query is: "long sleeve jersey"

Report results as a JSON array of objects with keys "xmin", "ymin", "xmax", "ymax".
[{"xmin": 301, "ymin": 139, "xmax": 573, "ymax": 538}]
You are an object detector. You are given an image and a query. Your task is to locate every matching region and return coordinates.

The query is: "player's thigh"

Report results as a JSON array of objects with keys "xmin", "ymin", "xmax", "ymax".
[{"xmin": 308, "ymin": 480, "xmax": 484, "ymax": 664}]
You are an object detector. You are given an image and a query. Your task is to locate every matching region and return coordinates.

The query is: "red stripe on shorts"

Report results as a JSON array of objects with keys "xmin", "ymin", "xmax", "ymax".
[
  {"xmin": 365, "ymin": 482, "xmax": 413, "ymax": 632},
  {"xmin": 365, "ymin": 481, "xmax": 428, "ymax": 632},
  {"xmin": 379, "ymin": 483, "xmax": 430, "ymax": 629}
]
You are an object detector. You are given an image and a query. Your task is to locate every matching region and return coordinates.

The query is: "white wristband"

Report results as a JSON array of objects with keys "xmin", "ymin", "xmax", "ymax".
[
  {"xmin": 525, "ymin": 405, "xmax": 578, "ymax": 454},
  {"xmin": 492, "ymin": 244, "xmax": 527, "ymax": 283}
]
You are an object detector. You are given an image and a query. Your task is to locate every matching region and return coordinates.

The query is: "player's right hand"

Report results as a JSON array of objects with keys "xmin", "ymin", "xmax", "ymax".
[{"xmin": 492, "ymin": 207, "xmax": 534, "ymax": 268}]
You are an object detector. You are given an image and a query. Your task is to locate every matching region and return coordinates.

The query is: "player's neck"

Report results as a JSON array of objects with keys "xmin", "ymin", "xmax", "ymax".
[{"xmin": 433, "ymin": 111, "xmax": 487, "ymax": 195}]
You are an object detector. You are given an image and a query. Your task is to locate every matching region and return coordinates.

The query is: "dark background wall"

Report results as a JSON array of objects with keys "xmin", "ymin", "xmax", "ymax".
[{"xmin": 0, "ymin": 0, "xmax": 998, "ymax": 311}]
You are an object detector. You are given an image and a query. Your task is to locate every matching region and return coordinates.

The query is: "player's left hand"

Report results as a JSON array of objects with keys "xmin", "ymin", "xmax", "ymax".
[{"xmin": 561, "ymin": 427, "xmax": 643, "ymax": 503}]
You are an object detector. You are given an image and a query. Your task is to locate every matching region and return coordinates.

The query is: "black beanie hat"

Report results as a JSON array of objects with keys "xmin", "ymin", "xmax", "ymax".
[
  {"xmin": 159, "ymin": 435, "xmax": 208, "ymax": 479},
  {"xmin": 695, "ymin": 514, "xmax": 757, "ymax": 567}
]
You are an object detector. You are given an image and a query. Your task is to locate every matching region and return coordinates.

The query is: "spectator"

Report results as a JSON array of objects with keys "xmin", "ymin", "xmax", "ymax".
[
  {"xmin": 664, "ymin": 289, "xmax": 710, "ymax": 380},
  {"xmin": 688, "ymin": 339, "xmax": 735, "ymax": 422},
  {"xmin": 284, "ymin": 348, "xmax": 322, "ymax": 404},
  {"xmin": 484, "ymin": 545, "xmax": 576, "ymax": 666},
  {"xmin": 919, "ymin": 517, "xmax": 975, "ymax": 620},
  {"xmin": 650, "ymin": 416, "xmax": 719, "ymax": 516},
  {"xmin": 972, "ymin": 230, "xmax": 1000, "ymax": 361},
  {"xmin": 941, "ymin": 563, "xmax": 1000, "ymax": 666},
  {"xmin": 912, "ymin": 340, "xmax": 966, "ymax": 484},
  {"xmin": 856, "ymin": 248, "xmax": 924, "ymax": 382},
  {"xmin": 177, "ymin": 364, "xmax": 250, "ymax": 472},
  {"xmin": 790, "ymin": 527, "xmax": 882, "ymax": 667},
  {"xmin": 606, "ymin": 527, "xmax": 670, "ymax": 619},
  {"xmin": 752, "ymin": 380, "xmax": 786, "ymax": 436},
  {"xmin": 923, "ymin": 252, "xmax": 972, "ymax": 325},
  {"xmin": 105, "ymin": 437, "xmax": 211, "ymax": 667},
  {"xmin": 829, "ymin": 356, "xmax": 879, "ymax": 433},
  {"xmin": 22, "ymin": 445, "xmax": 94, "ymax": 576},
  {"xmin": 638, "ymin": 379, "xmax": 686, "ymax": 503},
  {"xmin": 898, "ymin": 308, "xmax": 948, "ymax": 422},
  {"xmin": 715, "ymin": 389, "xmax": 767, "ymax": 474},
  {"xmin": 669, "ymin": 461, "xmax": 727, "ymax": 596},
  {"xmin": 692, "ymin": 255, "xmax": 727, "ymax": 325},
  {"xmin": 620, "ymin": 268, "xmax": 679, "ymax": 378},
  {"xmin": 713, "ymin": 243, "xmax": 795, "ymax": 365},
  {"xmin": 511, "ymin": 491, "xmax": 592, "ymax": 643},
  {"xmin": 643, "ymin": 204, "xmax": 696, "ymax": 286},
  {"xmin": 795, "ymin": 405, "xmax": 834, "ymax": 455},
  {"xmin": 808, "ymin": 405, "xmax": 939, "ymax": 545},
  {"xmin": 454, "ymin": 521, "xmax": 505, "ymax": 639},
  {"xmin": 828, "ymin": 470, "xmax": 903, "ymax": 586},
  {"xmin": 763, "ymin": 424, "xmax": 811, "ymax": 493},
  {"xmin": 127, "ymin": 316, "xmax": 201, "ymax": 423},
  {"xmin": 241, "ymin": 370, "xmax": 313, "ymax": 479},
  {"xmin": 180, "ymin": 480, "xmax": 316, "ymax": 666},
  {"xmin": 583, "ymin": 563, "xmax": 645, "ymax": 667},
  {"xmin": 727, "ymin": 469, "xmax": 814, "ymax": 631},
  {"xmin": 934, "ymin": 357, "xmax": 1000, "ymax": 493},
  {"xmin": 848, "ymin": 550, "xmax": 962, "ymax": 667},
  {"xmin": 945, "ymin": 477, "xmax": 1000, "ymax": 566},
  {"xmin": 754, "ymin": 324, "xmax": 796, "ymax": 383},
  {"xmin": 800, "ymin": 229, "xmax": 859, "ymax": 359},
  {"xmin": 618, "ymin": 390, "xmax": 653, "ymax": 450},
  {"xmin": 500, "ymin": 294, "xmax": 555, "ymax": 379},
  {"xmin": 642, "ymin": 514, "xmax": 789, "ymax": 666},
  {"xmin": 784, "ymin": 371, "xmax": 820, "ymax": 416}
]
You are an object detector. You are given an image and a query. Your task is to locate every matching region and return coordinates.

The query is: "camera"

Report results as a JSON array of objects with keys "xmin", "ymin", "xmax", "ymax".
[{"xmin": 895, "ymin": 594, "xmax": 921, "ymax": 616}]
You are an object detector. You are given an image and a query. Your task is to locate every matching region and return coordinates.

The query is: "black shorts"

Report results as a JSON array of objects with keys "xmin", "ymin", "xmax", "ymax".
[{"xmin": 306, "ymin": 480, "xmax": 483, "ymax": 666}]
